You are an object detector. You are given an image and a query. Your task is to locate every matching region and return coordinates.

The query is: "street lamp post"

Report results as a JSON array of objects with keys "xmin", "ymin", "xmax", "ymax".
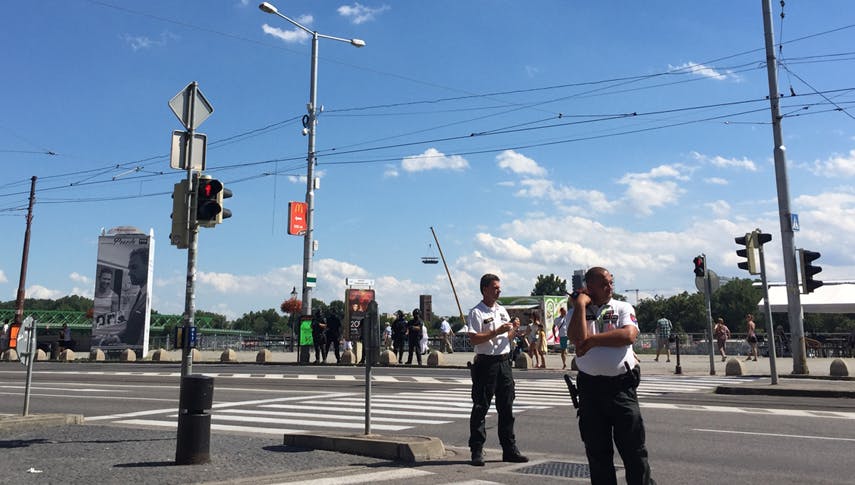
[
  {"xmin": 259, "ymin": 2, "xmax": 365, "ymax": 318},
  {"xmin": 289, "ymin": 285, "xmax": 297, "ymax": 352}
]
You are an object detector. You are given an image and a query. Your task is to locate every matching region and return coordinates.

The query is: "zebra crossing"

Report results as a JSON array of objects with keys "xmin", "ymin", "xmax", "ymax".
[{"xmin": 96, "ymin": 375, "xmax": 761, "ymax": 435}]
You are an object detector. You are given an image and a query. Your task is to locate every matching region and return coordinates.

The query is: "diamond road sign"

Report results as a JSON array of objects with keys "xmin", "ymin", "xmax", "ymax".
[{"xmin": 169, "ymin": 82, "xmax": 213, "ymax": 131}]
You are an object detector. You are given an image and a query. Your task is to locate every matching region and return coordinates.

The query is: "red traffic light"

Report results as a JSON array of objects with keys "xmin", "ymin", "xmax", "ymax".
[{"xmin": 693, "ymin": 256, "xmax": 705, "ymax": 277}]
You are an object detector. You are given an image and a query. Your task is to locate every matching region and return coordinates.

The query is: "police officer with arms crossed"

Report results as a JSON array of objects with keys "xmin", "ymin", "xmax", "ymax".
[
  {"xmin": 467, "ymin": 273, "xmax": 528, "ymax": 467},
  {"xmin": 569, "ymin": 267, "xmax": 654, "ymax": 485}
]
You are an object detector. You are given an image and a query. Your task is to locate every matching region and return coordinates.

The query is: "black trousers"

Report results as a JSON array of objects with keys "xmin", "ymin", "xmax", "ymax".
[
  {"xmin": 325, "ymin": 337, "xmax": 340, "ymax": 363},
  {"xmin": 577, "ymin": 367, "xmax": 653, "ymax": 485},
  {"xmin": 406, "ymin": 336, "xmax": 422, "ymax": 365},
  {"xmin": 469, "ymin": 354, "xmax": 516, "ymax": 452},
  {"xmin": 393, "ymin": 337, "xmax": 406, "ymax": 362},
  {"xmin": 313, "ymin": 337, "xmax": 328, "ymax": 362}
]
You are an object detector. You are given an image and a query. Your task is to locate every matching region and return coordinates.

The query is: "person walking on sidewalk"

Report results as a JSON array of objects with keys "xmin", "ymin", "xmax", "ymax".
[
  {"xmin": 467, "ymin": 273, "xmax": 528, "ymax": 467},
  {"xmin": 714, "ymin": 318, "xmax": 731, "ymax": 361},
  {"xmin": 653, "ymin": 317, "xmax": 672, "ymax": 363},
  {"xmin": 553, "ymin": 307, "xmax": 569, "ymax": 369},
  {"xmin": 440, "ymin": 318, "xmax": 454, "ymax": 353},
  {"xmin": 406, "ymin": 308, "xmax": 424, "ymax": 366},
  {"xmin": 745, "ymin": 314, "xmax": 759, "ymax": 362},
  {"xmin": 569, "ymin": 266, "xmax": 654, "ymax": 485}
]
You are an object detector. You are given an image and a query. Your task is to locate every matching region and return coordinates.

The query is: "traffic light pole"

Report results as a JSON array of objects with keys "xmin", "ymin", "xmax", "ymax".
[
  {"xmin": 757, "ymin": 239, "xmax": 779, "ymax": 384},
  {"xmin": 180, "ymin": 83, "xmax": 201, "ymax": 378},
  {"xmin": 702, "ymin": 255, "xmax": 715, "ymax": 376},
  {"xmin": 761, "ymin": 0, "xmax": 808, "ymax": 374}
]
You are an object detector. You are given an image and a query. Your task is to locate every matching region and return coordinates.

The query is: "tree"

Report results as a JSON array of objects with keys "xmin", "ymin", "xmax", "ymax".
[{"xmin": 531, "ymin": 273, "xmax": 567, "ymax": 296}]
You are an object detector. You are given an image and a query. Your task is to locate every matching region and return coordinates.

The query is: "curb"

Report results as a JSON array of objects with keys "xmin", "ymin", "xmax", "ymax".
[
  {"xmin": 0, "ymin": 413, "xmax": 84, "ymax": 433},
  {"xmin": 715, "ymin": 386, "xmax": 855, "ymax": 398},
  {"xmin": 283, "ymin": 432, "xmax": 445, "ymax": 463}
]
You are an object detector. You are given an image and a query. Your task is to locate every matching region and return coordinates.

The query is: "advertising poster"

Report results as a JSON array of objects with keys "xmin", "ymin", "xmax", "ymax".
[
  {"xmin": 345, "ymin": 289, "xmax": 375, "ymax": 340},
  {"xmin": 91, "ymin": 228, "xmax": 154, "ymax": 356}
]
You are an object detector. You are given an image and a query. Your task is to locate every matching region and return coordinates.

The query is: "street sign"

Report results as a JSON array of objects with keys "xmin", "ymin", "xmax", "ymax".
[
  {"xmin": 169, "ymin": 131, "xmax": 207, "ymax": 171},
  {"xmin": 288, "ymin": 201, "xmax": 307, "ymax": 235},
  {"xmin": 17, "ymin": 316, "xmax": 34, "ymax": 366},
  {"xmin": 695, "ymin": 271, "xmax": 721, "ymax": 294},
  {"xmin": 169, "ymin": 82, "xmax": 213, "ymax": 131},
  {"xmin": 791, "ymin": 213, "xmax": 800, "ymax": 232},
  {"xmin": 306, "ymin": 273, "xmax": 317, "ymax": 288},
  {"xmin": 346, "ymin": 278, "xmax": 374, "ymax": 287}
]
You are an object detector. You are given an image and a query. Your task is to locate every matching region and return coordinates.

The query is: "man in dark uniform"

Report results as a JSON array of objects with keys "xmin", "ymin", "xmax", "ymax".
[
  {"xmin": 324, "ymin": 313, "xmax": 342, "ymax": 364},
  {"xmin": 467, "ymin": 273, "xmax": 528, "ymax": 466},
  {"xmin": 311, "ymin": 313, "xmax": 328, "ymax": 363},
  {"xmin": 569, "ymin": 266, "xmax": 654, "ymax": 485},
  {"xmin": 391, "ymin": 310, "xmax": 408, "ymax": 364},
  {"xmin": 405, "ymin": 308, "xmax": 424, "ymax": 366}
]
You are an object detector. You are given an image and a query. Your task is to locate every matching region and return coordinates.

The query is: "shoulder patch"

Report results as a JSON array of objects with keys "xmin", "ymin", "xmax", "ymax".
[{"xmin": 630, "ymin": 314, "xmax": 638, "ymax": 323}]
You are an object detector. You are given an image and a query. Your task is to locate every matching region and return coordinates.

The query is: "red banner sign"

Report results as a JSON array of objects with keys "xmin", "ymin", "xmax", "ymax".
[{"xmin": 288, "ymin": 201, "xmax": 307, "ymax": 235}]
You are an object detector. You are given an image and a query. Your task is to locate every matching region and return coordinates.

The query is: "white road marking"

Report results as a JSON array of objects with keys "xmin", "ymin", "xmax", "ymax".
[
  {"xmin": 220, "ymin": 408, "xmax": 451, "ymax": 425},
  {"xmin": 212, "ymin": 414, "xmax": 408, "ymax": 431},
  {"xmin": 695, "ymin": 428, "xmax": 855, "ymax": 442},
  {"xmin": 643, "ymin": 402, "xmax": 855, "ymax": 420},
  {"xmin": 269, "ymin": 468, "xmax": 433, "ymax": 485}
]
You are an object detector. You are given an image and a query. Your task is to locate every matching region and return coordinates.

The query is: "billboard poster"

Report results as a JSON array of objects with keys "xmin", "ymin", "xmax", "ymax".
[
  {"xmin": 91, "ymin": 229, "xmax": 154, "ymax": 356},
  {"xmin": 345, "ymin": 288, "xmax": 375, "ymax": 340}
]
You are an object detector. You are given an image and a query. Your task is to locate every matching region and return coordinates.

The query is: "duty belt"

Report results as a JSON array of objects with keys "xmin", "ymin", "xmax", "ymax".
[{"xmin": 474, "ymin": 353, "xmax": 511, "ymax": 363}]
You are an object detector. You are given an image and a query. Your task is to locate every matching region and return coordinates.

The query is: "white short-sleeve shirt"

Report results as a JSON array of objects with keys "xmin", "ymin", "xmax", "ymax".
[
  {"xmin": 467, "ymin": 301, "xmax": 512, "ymax": 356},
  {"xmin": 554, "ymin": 314, "xmax": 568, "ymax": 338},
  {"xmin": 574, "ymin": 298, "xmax": 638, "ymax": 376}
]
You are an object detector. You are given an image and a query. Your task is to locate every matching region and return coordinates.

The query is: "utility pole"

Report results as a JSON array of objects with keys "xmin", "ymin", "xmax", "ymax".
[
  {"xmin": 761, "ymin": 0, "xmax": 808, "ymax": 374},
  {"xmin": 13, "ymin": 177, "xmax": 37, "ymax": 337}
]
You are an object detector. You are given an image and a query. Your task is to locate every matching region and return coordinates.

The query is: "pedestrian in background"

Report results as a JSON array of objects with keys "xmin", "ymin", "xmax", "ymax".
[
  {"xmin": 552, "ymin": 307, "xmax": 569, "ymax": 369},
  {"xmin": 569, "ymin": 266, "xmax": 654, "ymax": 484},
  {"xmin": 745, "ymin": 313, "xmax": 759, "ymax": 362},
  {"xmin": 535, "ymin": 322, "xmax": 548, "ymax": 368},
  {"xmin": 654, "ymin": 317, "xmax": 672, "ymax": 363},
  {"xmin": 406, "ymin": 308, "xmax": 424, "ymax": 366},
  {"xmin": 391, "ymin": 310, "xmax": 407, "ymax": 364},
  {"xmin": 440, "ymin": 318, "xmax": 454, "ymax": 353},
  {"xmin": 325, "ymin": 313, "xmax": 342, "ymax": 364},
  {"xmin": 383, "ymin": 322, "xmax": 392, "ymax": 350},
  {"xmin": 714, "ymin": 318, "xmax": 731, "ymax": 361},
  {"xmin": 311, "ymin": 314, "xmax": 328, "ymax": 364},
  {"xmin": 467, "ymin": 273, "xmax": 528, "ymax": 466}
]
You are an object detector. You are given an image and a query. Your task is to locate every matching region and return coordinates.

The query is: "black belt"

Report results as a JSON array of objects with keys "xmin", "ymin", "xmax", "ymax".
[{"xmin": 474, "ymin": 353, "xmax": 511, "ymax": 363}]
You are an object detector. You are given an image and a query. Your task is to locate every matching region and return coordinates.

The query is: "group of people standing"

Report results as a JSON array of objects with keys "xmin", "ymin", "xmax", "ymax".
[
  {"xmin": 310, "ymin": 313, "xmax": 342, "ymax": 364},
  {"xmin": 390, "ymin": 309, "xmax": 429, "ymax": 365},
  {"xmin": 713, "ymin": 313, "xmax": 759, "ymax": 362}
]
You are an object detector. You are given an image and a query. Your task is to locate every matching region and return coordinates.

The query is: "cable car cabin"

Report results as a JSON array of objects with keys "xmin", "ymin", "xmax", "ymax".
[{"xmin": 421, "ymin": 256, "xmax": 439, "ymax": 264}]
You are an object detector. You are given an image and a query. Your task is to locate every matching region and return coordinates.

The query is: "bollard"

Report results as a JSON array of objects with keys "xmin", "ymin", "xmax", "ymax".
[{"xmin": 175, "ymin": 374, "xmax": 214, "ymax": 465}]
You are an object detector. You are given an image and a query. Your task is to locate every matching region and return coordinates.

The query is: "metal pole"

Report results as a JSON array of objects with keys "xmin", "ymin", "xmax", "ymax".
[
  {"xmin": 302, "ymin": 33, "xmax": 319, "ymax": 318},
  {"xmin": 703, "ymin": 254, "xmax": 715, "ymax": 375},
  {"xmin": 181, "ymin": 82, "xmax": 200, "ymax": 378},
  {"xmin": 22, "ymin": 318, "xmax": 35, "ymax": 416},
  {"xmin": 674, "ymin": 333, "xmax": 682, "ymax": 375},
  {"xmin": 758, "ymin": 231, "xmax": 779, "ymax": 384},
  {"xmin": 761, "ymin": 0, "xmax": 808, "ymax": 374},
  {"xmin": 13, "ymin": 177, "xmax": 36, "ymax": 333},
  {"xmin": 430, "ymin": 227, "xmax": 466, "ymax": 322}
]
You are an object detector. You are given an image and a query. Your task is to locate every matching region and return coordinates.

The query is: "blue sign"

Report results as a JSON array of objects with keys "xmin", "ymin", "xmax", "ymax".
[{"xmin": 791, "ymin": 213, "xmax": 800, "ymax": 232}]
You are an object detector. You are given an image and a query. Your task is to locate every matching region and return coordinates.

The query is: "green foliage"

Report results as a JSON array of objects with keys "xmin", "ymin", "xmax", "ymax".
[
  {"xmin": 326, "ymin": 300, "xmax": 345, "ymax": 322},
  {"xmin": 531, "ymin": 274, "xmax": 567, "ymax": 296},
  {"xmin": 231, "ymin": 308, "xmax": 288, "ymax": 335},
  {"xmin": 195, "ymin": 310, "xmax": 228, "ymax": 329},
  {"xmin": 0, "ymin": 296, "xmax": 94, "ymax": 312}
]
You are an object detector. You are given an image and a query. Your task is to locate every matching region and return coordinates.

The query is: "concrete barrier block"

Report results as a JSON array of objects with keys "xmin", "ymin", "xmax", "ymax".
[
  {"xmin": 426, "ymin": 350, "xmax": 444, "ymax": 367},
  {"xmin": 90, "ymin": 348, "xmax": 105, "ymax": 361},
  {"xmin": 725, "ymin": 357, "xmax": 744, "ymax": 376},
  {"xmin": 121, "ymin": 349, "xmax": 137, "ymax": 362},
  {"xmin": 1, "ymin": 349, "xmax": 18, "ymax": 361},
  {"xmin": 151, "ymin": 349, "xmax": 170, "ymax": 362},
  {"xmin": 515, "ymin": 353, "xmax": 532, "ymax": 369},
  {"xmin": 191, "ymin": 348, "xmax": 201, "ymax": 362},
  {"xmin": 35, "ymin": 349, "xmax": 49, "ymax": 361},
  {"xmin": 220, "ymin": 348, "xmax": 237, "ymax": 363},
  {"xmin": 256, "ymin": 349, "xmax": 272, "ymax": 363},
  {"xmin": 340, "ymin": 350, "xmax": 356, "ymax": 365},
  {"xmin": 830, "ymin": 358, "xmax": 850, "ymax": 377},
  {"xmin": 379, "ymin": 349, "xmax": 397, "ymax": 365},
  {"xmin": 58, "ymin": 349, "xmax": 74, "ymax": 361}
]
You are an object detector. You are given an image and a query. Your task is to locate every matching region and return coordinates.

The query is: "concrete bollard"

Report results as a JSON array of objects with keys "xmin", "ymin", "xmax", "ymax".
[
  {"xmin": 121, "ymin": 349, "xmax": 137, "ymax": 362},
  {"xmin": 256, "ymin": 349, "xmax": 272, "ymax": 363},
  {"xmin": 515, "ymin": 353, "xmax": 532, "ymax": 369},
  {"xmin": 190, "ymin": 348, "xmax": 201, "ymax": 362},
  {"xmin": 35, "ymin": 349, "xmax": 49, "ymax": 361},
  {"xmin": 175, "ymin": 374, "xmax": 214, "ymax": 465},
  {"xmin": 58, "ymin": 349, "xmax": 74, "ymax": 361},
  {"xmin": 379, "ymin": 349, "xmax": 397, "ymax": 365},
  {"xmin": 427, "ymin": 350, "xmax": 444, "ymax": 367},
  {"xmin": 725, "ymin": 358, "xmax": 744, "ymax": 376},
  {"xmin": 830, "ymin": 358, "xmax": 850, "ymax": 377},
  {"xmin": 1, "ymin": 349, "xmax": 18, "ymax": 361},
  {"xmin": 151, "ymin": 349, "xmax": 170, "ymax": 362},
  {"xmin": 220, "ymin": 348, "xmax": 237, "ymax": 363},
  {"xmin": 340, "ymin": 350, "xmax": 356, "ymax": 365},
  {"xmin": 90, "ymin": 348, "xmax": 105, "ymax": 361}
]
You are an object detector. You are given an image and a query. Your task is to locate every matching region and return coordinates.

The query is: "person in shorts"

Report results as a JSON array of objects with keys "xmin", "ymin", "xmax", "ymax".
[{"xmin": 552, "ymin": 306, "xmax": 569, "ymax": 369}]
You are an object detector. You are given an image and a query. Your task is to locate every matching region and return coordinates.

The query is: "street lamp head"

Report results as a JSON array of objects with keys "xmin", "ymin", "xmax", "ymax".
[
  {"xmin": 350, "ymin": 38, "xmax": 366, "ymax": 48},
  {"xmin": 291, "ymin": 286, "xmax": 297, "ymax": 298},
  {"xmin": 258, "ymin": 2, "xmax": 278, "ymax": 14}
]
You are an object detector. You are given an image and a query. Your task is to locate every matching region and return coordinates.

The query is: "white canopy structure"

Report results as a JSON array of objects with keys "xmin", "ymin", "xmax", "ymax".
[{"xmin": 760, "ymin": 283, "xmax": 855, "ymax": 313}]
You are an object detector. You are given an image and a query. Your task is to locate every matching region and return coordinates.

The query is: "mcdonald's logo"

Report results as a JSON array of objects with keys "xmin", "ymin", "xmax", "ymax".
[{"xmin": 288, "ymin": 201, "xmax": 308, "ymax": 236}]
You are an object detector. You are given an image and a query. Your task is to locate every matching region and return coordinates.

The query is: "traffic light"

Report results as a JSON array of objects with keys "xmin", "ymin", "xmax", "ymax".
[
  {"xmin": 798, "ymin": 249, "xmax": 823, "ymax": 294},
  {"xmin": 734, "ymin": 233, "xmax": 758, "ymax": 274},
  {"xmin": 170, "ymin": 180, "xmax": 190, "ymax": 248},
  {"xmin": 196, "ymin": 176, "xmax": 231, "ymax": 227},
  {"xmin": 693, "ymin": 255, "xmax": 705, "ymax": 277}
]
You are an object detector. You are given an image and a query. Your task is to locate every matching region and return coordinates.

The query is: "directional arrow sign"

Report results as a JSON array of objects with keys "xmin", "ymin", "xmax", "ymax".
[{"xmin": 169, "ymin": 82, "xmax": 213, "ymax": 131}]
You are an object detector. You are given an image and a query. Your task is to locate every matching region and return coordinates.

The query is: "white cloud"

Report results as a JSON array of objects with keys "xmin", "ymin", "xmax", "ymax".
[
  {"xmin": 692, "ymin": 151, "xmax": 757, "ymax": 171},
  {"xmin": 0, "ymin": 270, "xmax": 6, "ymax": 283},
  {"xmin": 383, "ymin": 164, "xmax": 399, "ymax": 178},
  {"xmin": 26, "ymin": 285, "xmax": 64, "ymax": 299},
  {"xmin": 401, "ymin": 148, "xmax": 469, "ymax": 172},
  {"xmin": 706, "ymin": 200, "xmax": 731, "ymax": 217},
  {"xmin": 474, "ymin": 233, "xmax": 532, "ymax": 260},
  {"xmin": 262, "ymin": 23, "xmax": 311, "ymax": 44},
  {"xmin": 810, "ymin": 149, "xmax": 855, "ymax": 178},
  {"xmin": 496, "ymin": 150, "xmax": 546, "ymax": 176},
  {"xmin": 669, "ymin": 62, "xmax": 739, "ymax": 81},
  {"xmin": 525, "ymin": 65, "xmax": 539, "ymax": 78},
  {"xmin": 337, "ymin": 3, "xmax": 389, "ymax": 24},
  {"xmin": 617, "ymin": 164, "xmax": 688, "ymax": 215},
  {"xmin": 288, "ymin": 169, "xmax": 326, "ymax": 184},
  {"xmin": 122, "ymin": 32, "xmax": 177, "ymax": 51},
  {"xmin": 705, "ymin": 177, "xmax": 729, "ymax": 185},
  {"xmin": 513, "ymin": 178, "xmax": 618, "ymax": 213},
  {"xmin": 69, "ymin": 272, "xmax": 90, "ymax": 285}
]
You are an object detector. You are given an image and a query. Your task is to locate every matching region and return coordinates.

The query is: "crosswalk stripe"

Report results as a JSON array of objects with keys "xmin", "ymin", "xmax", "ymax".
[
  {"xmin": 114, "ymin": 419, "xmax": 302, "ymax": 434},
  {"xmin": 213, "ymin": 414, "xmax": 409, "ymax": 431},
  {"xmin": 221, "ymin": 408, "xmax": 451, "ymax": 425},
  {"xmin": 260, "ymin": 403, "xmax": 471, "ymax": 419},
  {"xmin": 269, "ymin": 468, "xmax": 433, "ymax": 485}
]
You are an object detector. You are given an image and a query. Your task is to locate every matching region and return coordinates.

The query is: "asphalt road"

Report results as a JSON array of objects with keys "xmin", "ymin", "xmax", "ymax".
[{"xmin": 1, "ymin": 362, "xmax": 854, "ymax": 484}]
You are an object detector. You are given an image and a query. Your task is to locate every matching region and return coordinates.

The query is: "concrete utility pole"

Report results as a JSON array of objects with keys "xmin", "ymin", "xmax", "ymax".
[
  {"xmin": 761, "ymin": 0, "xmax": 808, "ymax": 374},
  {"xmin": 13, "ymin": 177, "xmax": 36, "ymax": 332}
]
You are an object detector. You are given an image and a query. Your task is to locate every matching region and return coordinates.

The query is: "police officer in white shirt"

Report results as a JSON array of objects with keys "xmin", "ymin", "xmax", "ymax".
[
  {"xmin": 467, "ymin": 273, "xmax": 528, "ymax": 467},
  {"xmin": 568, "ymin": 267, "xmax": 654, "ymax": 485}
]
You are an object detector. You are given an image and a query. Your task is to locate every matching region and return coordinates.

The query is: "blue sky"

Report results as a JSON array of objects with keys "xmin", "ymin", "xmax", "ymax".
[{"xmin": 2, "ymin": 0, "xmax": 854, "ymax": 320}]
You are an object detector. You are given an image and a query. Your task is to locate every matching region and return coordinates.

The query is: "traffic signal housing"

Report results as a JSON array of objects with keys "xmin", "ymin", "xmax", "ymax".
[
  {"xmin": 798, "ymin": 249, "xmax": 823, "ymax": 294},
  {"xmin": 734, "ymin": 233, "xmax": 758, "ymax": 274},
  {"xmin": 170, "ymin": 180, "xmax": 190, "ymax": 248},
  {"xmin": 196, "ymin": 176, "xmax": 232, "ymax": 227},
  {"xmin": 693, "ymin": 255, "xmax": 705, "ymax": 277}
]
